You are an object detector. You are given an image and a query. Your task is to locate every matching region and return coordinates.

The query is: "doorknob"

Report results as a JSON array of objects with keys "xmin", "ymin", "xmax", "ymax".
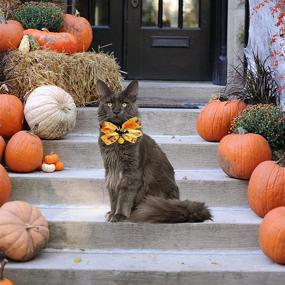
[{"xmin": 131, "ymin": 0, "xmax": 139, "ymax": 8}]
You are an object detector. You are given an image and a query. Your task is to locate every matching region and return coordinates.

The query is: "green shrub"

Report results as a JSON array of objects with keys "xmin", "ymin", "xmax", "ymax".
[
  {"xmin": 10, "ymin": 1, "xmax": 63, "ymax": 32},
  {"xmin": 231, "ymin": 104, "xmax": 285, "ymax": 151}
]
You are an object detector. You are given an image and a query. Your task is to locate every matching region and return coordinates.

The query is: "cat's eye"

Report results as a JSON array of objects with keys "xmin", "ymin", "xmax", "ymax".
[
  {"xmin": 107, "ymin": 102, "xmax": 112, "ymax": 107},
  {"xmin": 122, "ymin": 103, "xmax": 128, "ymax": 108}
]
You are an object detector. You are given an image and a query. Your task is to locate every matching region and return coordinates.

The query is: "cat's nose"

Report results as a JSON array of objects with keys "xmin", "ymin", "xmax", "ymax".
[{"xmin": 113, "ymin": 110, "xmax": 120, "ymax": 115}]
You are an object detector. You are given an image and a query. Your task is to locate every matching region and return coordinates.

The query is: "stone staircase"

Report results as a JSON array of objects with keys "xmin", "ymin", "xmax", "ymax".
[{"xmin": 6, "ymin": 102, "xmax": 285, "ymax": 284}]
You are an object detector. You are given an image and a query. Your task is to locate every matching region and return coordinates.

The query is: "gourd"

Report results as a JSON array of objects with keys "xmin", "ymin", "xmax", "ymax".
[
  {"xmin": 248, "ymin": 160, "xmax": 285, "ymax": 217},
  {"xmin": 0, "ymin": 165, "xmax": 11, "ymax": 206},
  {"xmin": 23, "ymin": 29, "xmax": 78, "ymax": 54},
  {"xmin": 5, "ymin": 130, "xmax": 43, "ymax": 173},
  {"xmin": 0, "ymin": 137, "xmax": 5, "ymax": 162},
  {"xmin": 218, "ymin": 133, "xmax": 272, "ymax": 179},
  {"xmin": 44, "ymin": 153, "xmax": 59, "ymax": 164},
  {"xmin": 0, "ymin": 201, "xmax": 49, "ymax": 261},
  {"xmin": 41, "ymin": 163, "xmax": 56, "ymax": 173},
  {"xmin": 18, "ymin": 34, "xmax": 40, "ymax": 53},
  {"xmin": 55, "ymin": 161, "xmax": 64, "ymax": 171},
  {"xmin": 59, "ymin": 11, "xmax": 93, "ymax": 52},
  {"xmin": 0, "ymin": 94, "xmax": 24, "ymax": 139},
  {"xmin": 24, "ymin": 85, "xmax": 77, "ymax": 139},
  {"xmin": 196, "ymin": 99, "xmax": 246, "ymax": 142}
]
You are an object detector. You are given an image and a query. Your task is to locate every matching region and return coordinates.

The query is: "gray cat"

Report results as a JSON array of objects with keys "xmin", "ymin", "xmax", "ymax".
[{"xmin": 97, "ymin": 80, "xmax": 212, "ymax": 223}]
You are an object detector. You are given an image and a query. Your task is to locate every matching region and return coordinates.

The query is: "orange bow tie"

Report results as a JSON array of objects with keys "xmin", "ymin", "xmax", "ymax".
[{"xmin": 100, "ymin": 117, "xmax": 143, "ymax": 145}]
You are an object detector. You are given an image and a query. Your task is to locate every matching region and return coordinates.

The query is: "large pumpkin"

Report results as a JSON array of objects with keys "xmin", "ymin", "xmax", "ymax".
[
  {"xmin": 0, "ymin": 201, "xmax": 49, "ymax": 261},
  {"xmin": 5, "ymin": 130, "xmax": 43, "ymax": 173},
  {"xmin": 259, "ymin": 207, "xmax": 285, "ymax": 264},
  {"xmin": 196, "ymin": 99, "xmax": 246, "ymax": 142},
  {"xmin": 248, "ymin": 161, "xmax": 285, "ymax": 217},
  {"xmin": 0, "ymin": 165, "xmax": 11, "ymax": 206},
  {"xmin": 59, "ymin": 12, "xmax": 93, "ymax": 52},
  {"xmin": 24, "ymin": 85, "xmax": 77, "ymax": 139},
  {"xmin": 218, "ymin": 133, "xmax": 272, "ymax": 179},
  {"xmin": 0, "ymin": 136, "xmax": 5, "ymax": 162},
  {"xmin": 0, "ymin": 94, "xmax": 24, "ymax": 139},
  {"xmin": 23, "ymin": 29, "xmax": 78, "ymax": 54},
  {"xmin": 0, "ymin": 19, "xmax": 23, "ymax": 52}
]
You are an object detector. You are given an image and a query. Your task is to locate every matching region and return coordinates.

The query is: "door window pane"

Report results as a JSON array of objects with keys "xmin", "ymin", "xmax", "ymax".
[
  {"xmin": 163, "ymin": 0, "xmax": 179, "ymax": 28},
  {"xmin": 94, "ymin": 0, "xmax": 109, "ymax": 26},
  {"xmin": 183, "ymin": 0, "xmax": 199, "ymax": 28},
  {"xmin": 142, "ymin": 0, "xmax": 159, "ymax": 27}
]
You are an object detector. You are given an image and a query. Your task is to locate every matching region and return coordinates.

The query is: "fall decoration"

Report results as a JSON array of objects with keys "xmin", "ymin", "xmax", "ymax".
[
  {"xmin": 248, "ymin": 160, "xmax": 285, "ymax": 217},
  {"xmin": 2, "ymin": 49, "xmax": 122, "ymax": 106},
  {"xmin": 59, "ymin": 11, "xmax": 93, "ymax": 52},
  {"xmin": 0, "ymin": 16, "xmax": 23, "ymax": 52},
  {"xmin": 44, "ymin": 152, "xmax": 59, "ymax": 164},
  {"xmin": 55, "ymin": 161, "xmax": 64, "ymax": 171},
  {"xmin": 5, "ymin": 130, "xmax": 43, "ymax": 173},
  {"xmin": 231, "ymin": 104, "xmax": 285, "ymax": 151},
  {"xmin": 0, "ymin": 93, "xmax": 23, "ymax": 139},
  {"xmin": 0, "ymin": 165, "xmax": 10, "ymax": 206},
  {"xmin": 41, "ymin": 163, "xmax": 56, "ymax": 173},
  {"xmin": 23, "ymin": 29, "xmax": 78, "ymax": 54},
  {"xmin": 10, "ymin": 2, "xmax": 64, "ymax": 32},
  {"xmin": 24, "ymin": 85, "xmax": 77, "ymax": 139},
  {"xmin": 259, "ymin": 207, "xmax": 285, "ymax": 264},
  {"xmin": 0, "ymin": 201, "xmax": 49, "ymax": 261},
  {"xmin": 0, "ymin": 259, "xmax": 13, "ymax": 285},
  {"xmin": 218, "ymin": 132, "xmax": 272, "ymax": 179},
  {"xmin": 0, "ymin": 136, "xmax": 5, "ymax": 162},
  {"xmin": 18, "ymin": 34, "xmax": 40, "ymax": 53},
  {"xmin": 196, "ymin": 99, "xmax": 246, "ymax": 142}
]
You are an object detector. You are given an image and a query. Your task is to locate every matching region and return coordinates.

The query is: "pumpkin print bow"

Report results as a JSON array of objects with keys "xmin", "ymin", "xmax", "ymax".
[{"xmin": 100, "ymin": 117, "xmax": 143, "ymax": 145}]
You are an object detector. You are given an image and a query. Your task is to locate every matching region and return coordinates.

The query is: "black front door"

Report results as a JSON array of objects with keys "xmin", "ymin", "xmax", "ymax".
[{"xmin": 77, "ymin": 0, "xmax": 212, "ymax": 81}]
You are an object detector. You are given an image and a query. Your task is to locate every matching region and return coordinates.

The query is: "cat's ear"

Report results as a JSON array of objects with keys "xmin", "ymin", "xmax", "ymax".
[
  {"xmin": 125, "ymin": 80, "xmax": 138, "ymax": 102},
  {"xmin": 97, "ymin": 80, "xmax": 112, "ymax": 99}
]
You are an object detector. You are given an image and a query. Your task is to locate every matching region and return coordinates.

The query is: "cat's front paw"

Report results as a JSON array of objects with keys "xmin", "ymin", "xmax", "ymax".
[
  {"xmin": 105, "ymin": 211, "xmax": 114, "ymax": 222},
  {"xmin": 109, "ymin": 214, "xmax": 128, "ymax": 223}
]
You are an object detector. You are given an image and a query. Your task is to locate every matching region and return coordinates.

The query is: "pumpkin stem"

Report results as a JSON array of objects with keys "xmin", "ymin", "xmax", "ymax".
[
  {"xmin": 0, "ymin": 259, "xmax": 8, "ymax": 281},
  {"xmin": 0, "ymin": 9, "xmax": 6, "ymax": 24},
  {"xmin": 25, "ymin": 224, "xmax": 38, "ymax": 230},
  {"xmin": 75, "ymin": 9, "xmax": 80, "ymax": 17},
  {"xmin": 41, "ymin": 28, "xmax": 49, "ymax": 32},
  {"xmin": 0, "ymin": 84, "xmax": 9, "ymax": 93},
  {"xmin": 236, "ymin": 127, "xmax": 247, "ymax": 135},
  {"xmin": 276, "ymin": 152, "xmax": 285, "ymax": 167}
]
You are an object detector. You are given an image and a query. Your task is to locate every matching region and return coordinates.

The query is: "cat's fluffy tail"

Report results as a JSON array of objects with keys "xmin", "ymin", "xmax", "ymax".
[{"xmin": 130, "ymin": 196, "xmax": 212, "ymax": 223}]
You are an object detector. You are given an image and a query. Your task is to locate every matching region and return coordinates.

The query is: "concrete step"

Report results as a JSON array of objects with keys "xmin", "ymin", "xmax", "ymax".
[
  {"xmin": 6, "ymin": 249, "xmax": 285, "ymax": 285},
  {"xmin": 39, "ymin": 206, "xmax": 261, "ymax": 250},
  {"xmin": 43, "ymin": 134, "xmax": 218, "ymax": 169},
  {"xmin": 10, "ymin": 168, "xmax": 248, "ymax": 207},
  {"xmin": 74, "ymin": 107, "xmax": 200, "ymax": 135}
]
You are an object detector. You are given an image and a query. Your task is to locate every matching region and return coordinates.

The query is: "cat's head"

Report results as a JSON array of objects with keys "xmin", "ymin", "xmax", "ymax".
[{"xmin": 97, "ymin": 80, "xmax": 139, "ymax": 125}]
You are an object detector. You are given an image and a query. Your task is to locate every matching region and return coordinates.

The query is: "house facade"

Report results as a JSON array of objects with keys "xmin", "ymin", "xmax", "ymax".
[{"xmin": 68, "ymin": 0, "xmax": 246, "ymax": 85}]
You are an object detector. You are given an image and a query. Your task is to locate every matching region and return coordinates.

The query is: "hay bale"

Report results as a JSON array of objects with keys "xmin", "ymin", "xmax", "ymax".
[{"xmin": 2, "ymin": 49, "xmax": 123, "ymax": 106}]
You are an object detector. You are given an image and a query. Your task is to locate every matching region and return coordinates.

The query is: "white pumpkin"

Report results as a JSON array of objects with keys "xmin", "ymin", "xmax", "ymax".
[
  {"xmin": 41, "ymin": 163, "xmax": 56, "ymax": 173},
  {"xmin": 24, "ymin": 85, "xmax": 77, "ymax": 139}
]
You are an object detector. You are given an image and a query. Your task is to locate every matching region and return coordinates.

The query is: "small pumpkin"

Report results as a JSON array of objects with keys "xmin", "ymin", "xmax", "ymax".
[
  {"xmin": 0, "ymin": 18, "xmax": 24, "ymax": 52},
  {"xmin": 0, "ymin": 201, "xmax": 49, "ymax": 261},
  {"xmin": 0, "ymin": 165, "xmax": 11, "ymax": 206},
  {"xmin": 259, "ymin": 207, "xmax": 285, "ymax": 264},
  {"xmin": 59, "ymin": 11, "xmax": 93, "ymax": 52},
  {"xmin": 23, "ymin": 29, "xmax": 78, "ymax": 54},
  {"xmin": 41, "ymin": 163, "xmax": 56, "ymax": 173},
  {"xmin": 0, "ymin": 136, "xmax": 5, "ymax": 162},
  {"xmin": 0, "ymin": 94, "xmax": 24, "ymax": 139},
  {"xmin": 218, "ymin": 133, "xmax": 272, "ymax": 179},
  {"xmin": 248, "ymin": 160, "xmax": 285, "ymax": 217},
  {"xmin": 44, "ymin": 152, "xmax": 59, "ymax": 164},
  {"xmin": 5, "ymin": 130, "xmax": 43, "ymax": 173},
  {"xmin": 55, "ymin": 161, "xmax": 64, "ymax": 171},
  {"xmin": 196, "ymin": 99, "xmax": 246, "ymax": 142},
  {"xmin": 0, "ymin": 259, "xmax": 14, "ymax": 285},
  {"xmin": 24, "ymin": 85, "xmax": 77, "ymax": 139}
]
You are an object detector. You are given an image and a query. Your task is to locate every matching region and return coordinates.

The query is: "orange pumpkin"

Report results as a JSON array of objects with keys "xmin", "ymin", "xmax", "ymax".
[
  {"xmin": 59, "ymin": 12, "xmax": 93, "ymax": 52},
  {"xmin": 0, "ymin": 19, "xmax": 23, "ymax": 52},
  {"xmin": 0, "ymin": 259, "xmax": 13, "ymax": 285},
  {"xmin": 55, "ymin": 161, "xmax": 64, "ymax": 171},
  {"xmin": 0, "ymin": 201, "xmax": 49, "ymax": 261},
  {"xmin": 44, "ymin": 152, "xmax": 59, "ymax": 164},
  {"xmin": 0, "ymin": 136, "xmax": 5, "ymax": 162},
  {"xmin": 0, "ymin": 165, "xmax": 10, "ymax": 206},
  {"xmin": 23, "ymin": 29, "xmax": 78, "ymax": 54},
  {"xmin": 196, "ymin": 99, "xmax": 246, "ymax": 142},
  {"xmin": 5, "ymin": 130, "xmax": 43, "ymax": 173},
  {"xmin": 259, "ymin": 207, "xmax": 285, "ymax": 264},
  {"xmin": 0, "ymin": 94, "xmax": 24, "ymax": 139},
  {"xmin": 248, "ymin": 161, "xmax": 285, "ymax": 217},
  {"xmin": 218, "ymin": 133, "xmax": 272, "ymax": 179}
]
